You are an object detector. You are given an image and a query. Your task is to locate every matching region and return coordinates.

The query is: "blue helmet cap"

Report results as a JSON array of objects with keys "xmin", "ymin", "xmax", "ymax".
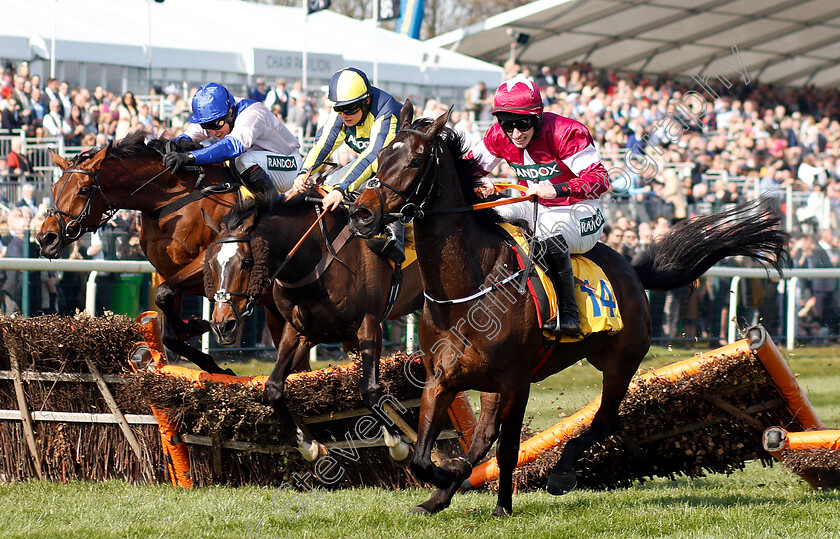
[{"xmin": 189, "ymin": 83, "xmax": 234, "ymax": 124}]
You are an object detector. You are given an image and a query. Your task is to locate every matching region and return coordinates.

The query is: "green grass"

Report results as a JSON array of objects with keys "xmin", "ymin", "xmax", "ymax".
[{"xmin": 4, "ymin": 344, "xmax": 840, "ymax": 538}]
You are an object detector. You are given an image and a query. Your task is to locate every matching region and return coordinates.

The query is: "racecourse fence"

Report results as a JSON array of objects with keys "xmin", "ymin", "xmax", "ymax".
[{"xmin": 0, "ymin": 257, "xmax": 837, "ymax": 351}]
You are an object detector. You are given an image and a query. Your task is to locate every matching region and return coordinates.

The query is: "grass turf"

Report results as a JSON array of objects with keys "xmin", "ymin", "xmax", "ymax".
[{"xmin": 3, "ymin": 344, "xmax": 840, "ymax": 538}]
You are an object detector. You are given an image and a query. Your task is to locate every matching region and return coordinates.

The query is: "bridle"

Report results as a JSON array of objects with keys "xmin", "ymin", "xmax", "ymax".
[
  {"xmin": 208, "ymin": 234, "xmax": 268, "ymax": 324},
  {"xmin": 363, "ymin": 127, "xmax": 441, "ymax": 228},
  {"xmin": 46, "ymin": 163, "xmax": 171, "ymax": 243}
]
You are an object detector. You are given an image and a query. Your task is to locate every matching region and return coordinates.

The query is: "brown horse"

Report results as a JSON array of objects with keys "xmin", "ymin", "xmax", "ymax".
[
  {"xmin": 36, "ymin": 132, "xmax": 289, "ymax": 374},
  {"xmin": 202, "ymin": 189, "xmax": 424, "ymax": 458},
  {"xmin": 348, "ymin": 102, "xmax": 788, "ymax": 516}
]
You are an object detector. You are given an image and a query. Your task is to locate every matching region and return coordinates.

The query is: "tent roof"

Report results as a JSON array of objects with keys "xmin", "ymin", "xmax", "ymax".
[
  {"xmin": 2, "ymin": 0, "xmax": 503, "ymax": 87},
  {"xmin": 427, "ymin": 0, "xmax": 840, "ymax": 88}
]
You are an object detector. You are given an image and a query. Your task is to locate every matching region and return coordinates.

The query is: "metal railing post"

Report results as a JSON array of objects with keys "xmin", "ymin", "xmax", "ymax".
[
  {"xmin": 727, "ymin": 276, "xmax": 741, "ymax": 344},
  {"xmin": 85, "ymin": 271, "xmax": 98, "ymax": 316},
  {"xmin": 786, "ymin": 276, "xmax": 799, "ymax": 351}
]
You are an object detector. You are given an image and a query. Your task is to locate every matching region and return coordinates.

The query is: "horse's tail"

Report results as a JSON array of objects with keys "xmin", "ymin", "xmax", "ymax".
[{"xmin": 631, "ymin": 197, "xmax": 789, "ymax": 291}]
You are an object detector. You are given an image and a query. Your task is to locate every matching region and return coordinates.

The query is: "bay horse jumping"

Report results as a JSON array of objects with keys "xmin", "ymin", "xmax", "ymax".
[
  {"xmin": 348, "ymin": 102, "xmax": 788, "ymax": 516},
  {"xmin": 36, "ymin": 132, "xmax": 289, "ymax": 374},
  {"xmin": 202, "ymin": 189, "xmax": 424, "ymax": 459}
]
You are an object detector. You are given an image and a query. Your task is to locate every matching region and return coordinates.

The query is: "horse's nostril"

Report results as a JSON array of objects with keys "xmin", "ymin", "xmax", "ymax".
[
  {"xmin": 221, "ymin": 320, "xmax": 237, "ymax": 338},
  {"xmin": 354, "ymin": 207, "xmax": 373, "ymax": 225}
]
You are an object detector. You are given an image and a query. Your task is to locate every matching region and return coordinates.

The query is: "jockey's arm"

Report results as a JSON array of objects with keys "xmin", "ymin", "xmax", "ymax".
[
  {"xmin": 298, "ymin": 111, "xmax": 346, "ymax": 179},
  {"xmin": 555, "ymin": 123, "xmax": 610, "ymax": 200},
  {"xmin": 331, "ymin": 111, "xmax": 399, "ymax": 195},
  {"xmin": 466, "ymin": 138, "xmax": 503, "ymax": 198}
]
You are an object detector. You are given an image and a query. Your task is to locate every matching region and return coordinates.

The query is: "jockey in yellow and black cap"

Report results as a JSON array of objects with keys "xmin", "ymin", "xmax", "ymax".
[{"xmin": 292, "ymin": 67, "xmax": 405, "ymax": 263}]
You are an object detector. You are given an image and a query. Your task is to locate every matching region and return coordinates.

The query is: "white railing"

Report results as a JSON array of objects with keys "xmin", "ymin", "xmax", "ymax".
[
  {"xmin": 705, "ymin": 266, "xmax": 840, "ymax": 350},
  {"xmin": 0, "ymin": 258, "xmax": 836, "ymax": 352}
]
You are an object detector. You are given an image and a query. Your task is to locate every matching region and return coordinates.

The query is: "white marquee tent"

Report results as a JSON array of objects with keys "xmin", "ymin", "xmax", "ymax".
[{"xmin": 0, "ymin": 0, "xmax": 504, "ymax": 102}]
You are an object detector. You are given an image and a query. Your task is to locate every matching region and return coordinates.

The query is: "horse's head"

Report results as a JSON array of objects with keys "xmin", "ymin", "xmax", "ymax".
[
  {"xmin": 349, "ymin": 99, "xmax": 451, "ymax": 238},
  {"xmin": 203, "ymin": 194, "xmax": 271, "ymax": 345},
  {"xmin": 37, "ymin": 144, "xmax": 113, "ymax": 259}
]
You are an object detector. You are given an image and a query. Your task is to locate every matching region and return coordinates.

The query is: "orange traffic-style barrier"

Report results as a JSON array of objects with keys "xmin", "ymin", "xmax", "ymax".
[
  {"xmin": 464, "ymin": 325, "xmax": 822, "ymax": 490},
  {"xmin": 763, "ymin": 427, "xmax": 840, "ymax": 489},
  {"xmin": 448, "ymin": 392, "xmax": 477, "ymax": 452}
]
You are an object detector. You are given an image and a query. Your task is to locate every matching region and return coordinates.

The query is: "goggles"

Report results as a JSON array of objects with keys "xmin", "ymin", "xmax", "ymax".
[
  {"xmin": 500, "ymin": 116, "xmax": 537, "ymax": 133},
  {"xmin": 334, "ymin": 102, "xmax": 364, "ymax": 115},
  {"xmin": 200, "ymin": 117, "xmax": 227, "ymax": 131}
]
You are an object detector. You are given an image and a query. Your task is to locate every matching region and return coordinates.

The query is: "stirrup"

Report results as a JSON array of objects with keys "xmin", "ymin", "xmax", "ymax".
[{"xmin": 543, "ymin": 316, "xmax": 581, "ymax": 337}]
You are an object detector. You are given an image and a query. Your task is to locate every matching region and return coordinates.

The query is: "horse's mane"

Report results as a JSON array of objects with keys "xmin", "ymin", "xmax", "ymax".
[
  {"xmin": 225, "ymin": 187, "xmax": 318, "ymax": 233},
  {"xmin": 72, "ymin": 132, "xmax": 203, "ymax": 165},
  {"xmin": 409, "ymin": 118, "xmax": 500, "ymax": 227}
]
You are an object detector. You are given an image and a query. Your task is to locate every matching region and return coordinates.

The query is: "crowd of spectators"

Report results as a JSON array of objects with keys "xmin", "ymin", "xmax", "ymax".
[{"xmin": 2, "ymin": 58, "xmax": 840, "ymax": 343}]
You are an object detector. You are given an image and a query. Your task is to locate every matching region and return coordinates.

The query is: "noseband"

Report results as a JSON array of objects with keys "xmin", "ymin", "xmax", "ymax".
[
  {"xmin": 46, "ymin": 168, "xmax": 114, "ymax": 242},
  {"xmin": 208, "ymin": 234, "xmax": 269, "ymax": 324},
  {"xmin": 364, "ymin": 127, "xmax": 440, "ymax": 226}
]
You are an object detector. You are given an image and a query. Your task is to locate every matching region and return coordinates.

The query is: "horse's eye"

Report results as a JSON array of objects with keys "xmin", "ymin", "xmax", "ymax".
[
  {"xmin": 79, "ymin": 186, "xmax": 91, "ymax": 195},
  {"xmin": 408, "ymin": 157, "xmax": 423, "ymax": 169},
  {"xmin": 242, "ymin": 258, "xmax": 254, "ymax": 269}
]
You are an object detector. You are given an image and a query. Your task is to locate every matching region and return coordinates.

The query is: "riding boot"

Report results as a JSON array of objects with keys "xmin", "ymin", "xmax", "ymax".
[
  {"xmin": 540, "ymin": 235, "xmax": 581, "ymax": 337},
  {"xmin": 366, "ymin": 221, "xmax": 405, "ymax": 265},
  {"xmin": 242, "ymin": 165, "xmax": 272, "ymax": 195}
]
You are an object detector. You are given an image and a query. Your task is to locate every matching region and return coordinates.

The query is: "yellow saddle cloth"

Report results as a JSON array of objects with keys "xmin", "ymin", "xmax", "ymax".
[{"xmin": 498, "ymin": 223, "xmax": 624, "ymax": 343}]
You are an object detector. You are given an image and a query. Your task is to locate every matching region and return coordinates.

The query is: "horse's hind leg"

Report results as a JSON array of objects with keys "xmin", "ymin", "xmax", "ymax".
[
  {"xmin": 414, "ymin": 392, "xmax": 502, "ymax": 515},
  {"xmin": 547, "ymin": 348, "xmax": 644, "ymax": 495}
]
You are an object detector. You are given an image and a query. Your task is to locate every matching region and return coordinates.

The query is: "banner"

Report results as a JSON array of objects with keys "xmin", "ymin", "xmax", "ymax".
[
  {"xmin": 307, "ymin": 0, "xmax": 330, "ymax": 15},
  {"xmin": 395, "ymin": 0, "xmax": 422, "ymax": 39},
  {"xmin": 378, "ymin": 0, "xmax": 400, "ymax": 21}
]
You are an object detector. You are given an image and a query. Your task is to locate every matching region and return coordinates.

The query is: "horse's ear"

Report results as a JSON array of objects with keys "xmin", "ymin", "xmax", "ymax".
[
  {"xmin": 427, "ymin": 105, "xmax": 453, "ymax": 139},
  {"xmin": 201, "ymin": 209, "xmax": 222, "ymax": 236},
  {"xmin": 399, "ymin": 99, "xmax": 414, "ymax": 130},
  {"xmin": 86, "ymin": 142, "xmax": 112, "ymax": 169},
  {"xmin": 51, "ymin": 150, "xmax": 72, "ymax": 170}
]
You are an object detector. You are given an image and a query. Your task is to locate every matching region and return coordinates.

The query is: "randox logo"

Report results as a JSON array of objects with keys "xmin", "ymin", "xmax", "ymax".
[
  {"xmin": 345, "ymin": 133, "xmax": 370, "ymax": 154},
  {"xmin": 579, "ymin": 209, "xmax": 605, "ymax": 236},
  {"xmin": 267, "ymin": 155, "xmax": 297, "ymax": 171},
  {"xmin": 510, "ymin": 162, "xmax": 561, "ymax": 181}
]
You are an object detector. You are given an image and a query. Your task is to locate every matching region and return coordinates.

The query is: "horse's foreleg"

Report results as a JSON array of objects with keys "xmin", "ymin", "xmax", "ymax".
[
  {"xmin": 358, "ymin": 314, "xmax": 384, "ymax": 409},
  {"xmin": 414, "ymin": 391, "xmax": 502, "ymax": 514},
  {"xmin": 263, "ymin": 305, "xmax": 304, "ymax": 372},
  {"xmin": 548, "ymin": 361, "xmax": 637, "ymax": 495},
  {"xmin": 408, "ymin": 382, "xmax": 459, "ymax": 502},
  {"xmin": 265, "ymin": 324, "xmax": 326, "ymax": 460},
  {"xmin": 155, "ymin": 255, "xmax": 227, "ymax": 374},
  {"xmin": 492, "ymin": 384, "xmax": 530, "ymax": 517}
]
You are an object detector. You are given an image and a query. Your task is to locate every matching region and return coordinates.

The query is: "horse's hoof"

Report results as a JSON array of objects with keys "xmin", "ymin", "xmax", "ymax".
[
  {"xmin": 492, "ymin": 505, "xmax": 512, "ymax": 517},
  {"xmin": 410, "ymin": 505, "xmax": 430, "ymax": 515},
  {"xmin": 439, "ymin": 457, "xmax": 472, "ymax": 481},
  {"xmin": 223, "ymin": 368, "xmax": 236, "ymax": 376},
  {"xmin": 382, "ymin": 426, "xmax": 413, "ymax": 466},
  {"xmin": 546, "ymin": 471, "xmax": 577, "ymax": 496}
]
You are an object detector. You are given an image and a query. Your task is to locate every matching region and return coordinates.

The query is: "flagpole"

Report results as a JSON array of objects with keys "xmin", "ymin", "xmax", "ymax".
[
  {"xmin": 303, "ymin": 8, "xmax": 309, "ymax": 94},
  {"xmin": 373, "ymin": 0, "xmax": 379, "ymax": 87}
]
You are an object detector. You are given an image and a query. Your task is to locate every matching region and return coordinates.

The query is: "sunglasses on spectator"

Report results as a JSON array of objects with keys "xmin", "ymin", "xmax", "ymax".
[
  {"xmin": 335, "ymin": 102, "xmax": 363, "ymax": 115},
  {"xmin": 500, "ymin": 117, "xmax": 536, "ymax": 133},
  {"xmin": 200, "ymin": 118, "xmax": 227, "ymax": 131}
]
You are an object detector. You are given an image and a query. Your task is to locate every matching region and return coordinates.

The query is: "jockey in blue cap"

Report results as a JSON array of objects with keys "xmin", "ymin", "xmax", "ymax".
[{"xmin": 163, "ymin": 82, "xmax": 302, "ymax": 193}]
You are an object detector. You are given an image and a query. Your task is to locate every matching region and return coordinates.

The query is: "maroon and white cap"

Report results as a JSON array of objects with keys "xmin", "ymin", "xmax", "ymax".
[{"xmin": 492, "ymin": 75, "xmax": 543, "ymax": 116}]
